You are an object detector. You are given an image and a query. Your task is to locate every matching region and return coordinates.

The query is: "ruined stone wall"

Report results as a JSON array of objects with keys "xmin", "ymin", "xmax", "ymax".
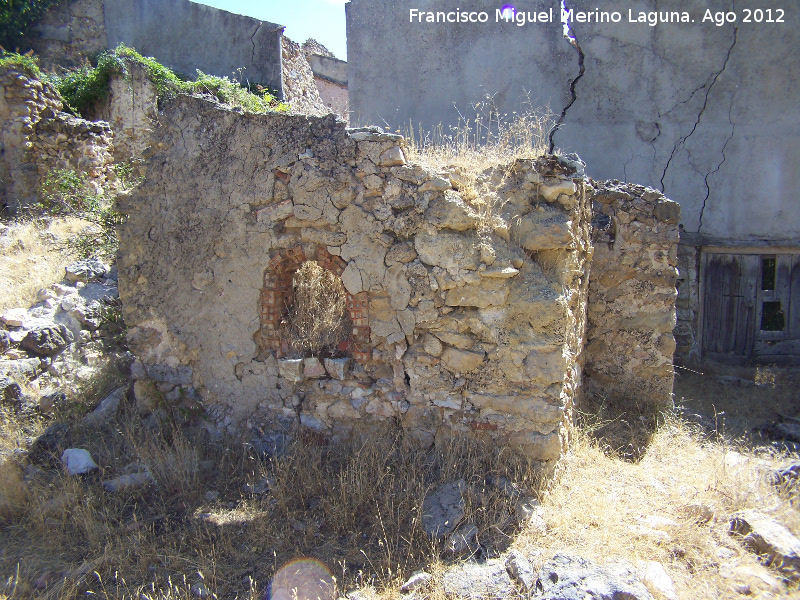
[
  {"xmin": 304, "ymin": 51, "xmax": 349, "ymax": 122},
  {"xmin": 584, "ymin": 182, "xmax": 680, "ymax": 411},
  {"xmin": 314, "ymin": 78, "xmax": 349, "ymax": 124},
  {"xmin": 674, "ymin": 242, "xmax": 701, "ymax": 363},
  {"xmin": 281, "ymin": 37, "xmax": 328, "ymax": 117},
  {"xmin": 117, "ymin": 93, "xmax": 593, "ymax": 467},
  {"xmin": 31, "ymin": 110, "xmax": 114, "ymax": 194},
  {"xmin": 92, "ymin": 62, "xmax": 159, "ymax": 163},
  {"xmin": 0, "ymin": 66, "xmax": 113, "ymax": 215}
]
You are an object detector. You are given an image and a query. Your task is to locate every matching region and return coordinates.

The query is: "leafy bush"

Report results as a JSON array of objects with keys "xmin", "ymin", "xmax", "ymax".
[
  {"xmin": 36, "ymin": 168, "xmax": 102, "ymax": 215},
  {"xmin": 0, "ymin": 0, "xmax": 60, "ymax": 52},
  {"xmin": 50, "ymin": 44, "xmax": 289, "ymax": 115},
  {"xmin": 0, "ymin": 49, "xmax": 42, "ymax": 76},
  {"xmin": 35, "ymin": 168, "xmax": 123, "ymax": 259}
]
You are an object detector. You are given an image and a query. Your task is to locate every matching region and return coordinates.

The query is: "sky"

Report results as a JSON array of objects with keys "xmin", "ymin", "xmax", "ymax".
[{"xmin": 194, "ymin": 0, "xmax": 349, "ymax": 60}]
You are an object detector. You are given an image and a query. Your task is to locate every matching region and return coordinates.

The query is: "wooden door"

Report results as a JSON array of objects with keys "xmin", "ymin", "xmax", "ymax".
[
  {"xmin": 702, "ymin": 253, "xmax": 758, "ymax": 358},
  {"xmin": 703, "ymin": 252, "xmax": 800, "ymax": 360},
  {"xmin": 754, "ymin": 254, "xmax": 800, "ymax": 358}
]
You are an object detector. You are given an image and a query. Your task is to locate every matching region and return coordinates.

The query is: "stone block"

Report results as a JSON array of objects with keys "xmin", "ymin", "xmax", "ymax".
[
  {"xmin": 445, "ymin": 284, "xmax": 509, "ymax": 308},
  {"xmin": 324, "ymin": 357, "xmax": 350, "ymax": 380},
  {"xmin": 441, "ymin": 348, "xmax": 485, "ymax": 374},
  {"xmin": 303, "ymin": 357, "xmax": 326, "ymax": 378},
  {"xmin": 378, "ymin": 146, "xmax": 405, "ymax": 166},
  {"xmin": 278, "ymin": 359, "xmax": 304, "ymax": 382},
  {"xmin": 414, "ymin": 230, "xmax": 480, "ymax": 271},
  {"xmin": 511, "ymin": 208, "xmax": 575, "ymax": 251}
]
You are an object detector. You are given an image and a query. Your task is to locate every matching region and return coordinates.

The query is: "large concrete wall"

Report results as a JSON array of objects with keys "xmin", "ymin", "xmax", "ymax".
[
  {"xmin": 30, "ymin": 0, "xmax": 284, "ymax": 95},
  {"xmin": 346, "ymin": 0, "xmax": 572, "ymax": 132},
  {"xmin": 103, "ymin": 0, "xmax": 283, "ymax": 92},
  {"xmin": 347, "ymin": 0, "xmax": 800, "ymax": 243}
]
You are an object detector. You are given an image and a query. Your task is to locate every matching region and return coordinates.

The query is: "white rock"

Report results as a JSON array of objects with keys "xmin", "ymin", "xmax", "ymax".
[
  {"xmin": 1, "ymin": 308, "xmax": 28, "ymax": 327},
  {"xmin": 401, "ymin": 571, "xmax": 431, "ymax": 592},
  {"xmin": 278, "ymin": 359, "xmax": 304, "ymax": 382},
  {"xmin": 636, "ymin": 561, "xmax": 676, "ymax": 600},
  {"xmin": 341, "ymin": 263, "xmax": 363, "ymax": 294},
  {"xmin": 61, "ymin": 448, "xmax": 98, "ymax": 475}
]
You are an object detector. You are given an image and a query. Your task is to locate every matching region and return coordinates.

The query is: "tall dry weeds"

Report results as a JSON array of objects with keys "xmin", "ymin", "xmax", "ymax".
[
  {"xmin": 405, "ymin": 93, "xmax": 554, "ymax": 173},
  {"xmin": 279, "ymin": 260, "xmax": 351, "ymax": 357},
  {"xmin": 0, "ymin": 217, "xmax": 87, "ymax": 313}
]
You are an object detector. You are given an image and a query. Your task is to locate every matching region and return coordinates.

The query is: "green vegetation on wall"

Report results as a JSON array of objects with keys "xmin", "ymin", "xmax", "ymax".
[
  {"xmin": 0, "ymin": 49, "xmax": 42, "ymax": 77},
  {"xmin": 0, "ymin": 0, "xmax": 60, "ymax": 52},
  {"xmin": 50, "ymin": 44, "xmax": 289, "ymax": 116}
]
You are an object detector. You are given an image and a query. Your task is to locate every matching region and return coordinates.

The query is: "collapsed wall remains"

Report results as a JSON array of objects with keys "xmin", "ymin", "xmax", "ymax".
[
  {"xmin": 116, "ymin": 92, "xmax": 597, "ymax": 466},
  {"xmin": 584, "ymin": 181, "xmax": 680, "ymax": 412},
  {"xmin": 0, "ymin": 63, "xmax": 681, "ymax": 469},
  {"xmin": 0, "ymin": 66, "xmax": 114, "ymax": 215}
]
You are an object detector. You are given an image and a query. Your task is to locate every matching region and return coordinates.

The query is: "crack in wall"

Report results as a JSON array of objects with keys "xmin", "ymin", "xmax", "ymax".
[
  {"xmin": 250, "ymin": 22, "xmax": 263, "ymax": 67},
  {"xmin": 548, "ymin": 0, "xmax": 585, "ymax": 154},
  {"xmin": 659, "ymin": 27, "xmax": 738, "ymax": 195},
  {"xmin": 699, "ymin": 96, "xmax": 736, "ymax": 232}
]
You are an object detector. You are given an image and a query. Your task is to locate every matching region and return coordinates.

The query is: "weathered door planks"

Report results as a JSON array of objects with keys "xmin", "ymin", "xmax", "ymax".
[{"xmin": 703, "ymin": 252, "xmax": 800, "ymax": 359}]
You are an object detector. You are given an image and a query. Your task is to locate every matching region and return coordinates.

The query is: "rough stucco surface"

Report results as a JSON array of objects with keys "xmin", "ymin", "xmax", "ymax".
[
  {"xmin": 0, "ymin": 67, "xmax": 113, "ymax": 215},
  {"xmin": 116, "ymin": 91, "xmax": 598, "ymax": 467},
  {"xmin": 563, "ymin": 0, "xmax": 800, "ymax": 246},
  {"xmin": 584, "ymin": 182, "xmax": 681, "ymax": 411},
  {"xmin": 346, "ymin": 0, "xmax": 800, "ymax": 246}
]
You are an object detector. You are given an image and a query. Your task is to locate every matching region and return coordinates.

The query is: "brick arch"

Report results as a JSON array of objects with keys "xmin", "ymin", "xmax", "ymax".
[{"xmin": 259, "ymin": 245, "xmax": 370, "ymax": 362}]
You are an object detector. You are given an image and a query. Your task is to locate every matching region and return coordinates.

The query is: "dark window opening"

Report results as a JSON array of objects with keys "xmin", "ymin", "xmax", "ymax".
[
  {"xmin": 761, "ymin": 257, "xmax": 776, "ymax": 291},
  {"xmin": 761, "ymin": 301, "xmax": 785, "ymax": 332}
]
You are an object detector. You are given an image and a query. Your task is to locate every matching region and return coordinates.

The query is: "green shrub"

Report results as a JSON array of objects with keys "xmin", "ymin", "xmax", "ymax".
[
  {"xmin": 0, "ymin": 50, "xmax": 42, "ymax": 76},
  {"xmin": 0, "ymin": 0, "xmax": 60, "ymax": 52},
  {"xmin": 36, "ymin": 168, "xmax": 102, "ymax": 215},
  {"xmin": 50, "ymin": 44, "xmax": 289, "ymax": 115},
  {"xmin": 35, "ymin": 168, "xmax": 123, "ymax": 260}
]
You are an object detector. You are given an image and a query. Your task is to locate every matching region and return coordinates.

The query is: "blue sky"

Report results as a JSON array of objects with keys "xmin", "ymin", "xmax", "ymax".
[{"xmin": 194, "ymin": 0, "xmax": 348, "ymax": 60}]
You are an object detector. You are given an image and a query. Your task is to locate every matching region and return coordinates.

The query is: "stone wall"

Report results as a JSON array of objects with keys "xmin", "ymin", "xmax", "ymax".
[
  {"xmin": 92, "ymin": 62, "xmax": 159, "ymax": 163},
  {"xmin": 116, "ymin": 93, "xmax": 595, "ymax": 467},
  {"xmin": 0, "ymin": 66, "xmax": 113, "ymax": 215},
  {"xmin": 303, "ymin": 41, "xmax": 349, "ymax": 123},
  {"xmin": 584, "ymin": 182, "xmax": 680, "ymax": 411},
  {"xmin": 280, "ymin": 37, "xmax": 327, "ymax": 117},
  {"xmin": 674, "ymin": 242, "xmax": 701, "ymax": 363},
  {"xmin": 313, "ymin": 77, "xmax": 348, "ymax": 124},
  {"xmin": 26, "ymin": 0, "xmax": 107, "ymax": 68}
]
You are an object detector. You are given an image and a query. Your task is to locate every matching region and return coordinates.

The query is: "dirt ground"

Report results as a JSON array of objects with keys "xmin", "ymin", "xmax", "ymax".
[{"xmin": 674, "ymin": 362, "xmax": 800, "ymax": 443}]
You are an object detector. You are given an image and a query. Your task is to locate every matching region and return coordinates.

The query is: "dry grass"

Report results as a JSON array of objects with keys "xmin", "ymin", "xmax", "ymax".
[
  {"xmin": 1, "ymin": 400, "xmax": 798, "ymax": 599},
  {"xmin": 403, "ymin": 97, "xmax": 554, "ymax": 241},
  {"xmin": 511, "ymin": 415, "xmax": 800, "ymax": 599},
  {"xmin": 405, "ymin": 95, "xmax": 554, "ymax": 173},
  {"xmin": 0, "ymin": 217, "xmax": 87, "ymax": 313},
  {"xmin": 279, "ymin": 260, "xmax": 351, "ymax": 358},
  {"xmin": 0, "ymin": 402, "xmax": 542, "ymax": 600}
]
